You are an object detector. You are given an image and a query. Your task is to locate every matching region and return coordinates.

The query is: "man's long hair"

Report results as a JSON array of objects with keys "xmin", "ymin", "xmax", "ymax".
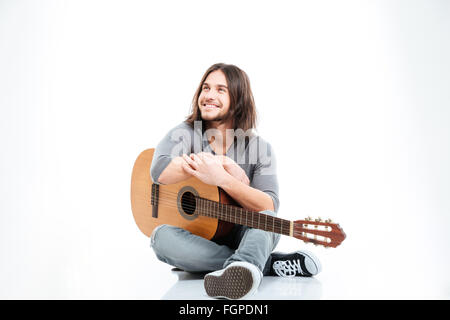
[{"xmin": 186, "ymin": 63, "xmax": 258, "ymax": 132}]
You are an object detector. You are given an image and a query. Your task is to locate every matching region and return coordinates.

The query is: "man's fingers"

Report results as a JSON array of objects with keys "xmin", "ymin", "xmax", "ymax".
[
  {"xmin": 181, "ymin": 161, "xmax": 197, "ymax": 176},
  {"xmin": 190, "ymin": 153, "xmax": 203, "ymax": 164},
  {"xmin": 183, "ymin": 154, "xmax": 198, "ymax": 169}
]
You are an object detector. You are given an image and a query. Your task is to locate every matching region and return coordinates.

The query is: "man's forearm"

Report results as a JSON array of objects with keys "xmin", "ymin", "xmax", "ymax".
[
  {"xmin": 157, "ymin": 156, "xmax": 192, "ymax": 185},
  {"xmin": 219, "ymin": 175, "xmax": 275, "ymax": 212}
]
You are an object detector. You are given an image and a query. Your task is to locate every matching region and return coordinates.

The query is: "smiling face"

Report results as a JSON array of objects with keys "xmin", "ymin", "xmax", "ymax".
[
  {"xmin": 187, "ymin": 63, "xmax": 257, "ymax": 132},
  {"xmin": 198, "ymin": 70, "xmax": 231, "ymax": 123}
]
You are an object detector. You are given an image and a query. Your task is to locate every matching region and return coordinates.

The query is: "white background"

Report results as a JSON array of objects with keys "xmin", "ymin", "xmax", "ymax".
[{"xmin": 0, "ymin": 0, "xmax": 449, "ymax": 299}]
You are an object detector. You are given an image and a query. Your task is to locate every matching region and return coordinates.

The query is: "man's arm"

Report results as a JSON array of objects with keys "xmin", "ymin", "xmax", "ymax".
[
  {"xmin": 216, "ymin": 155, "xmax": 274, "ymax": 211},
  {"xmin": 157, "ymin": 156, "xmax": 192, "ymax": 185},
  {"xmin": 220, "ymin": 175, "xmax": 275, "ymax": 212}
]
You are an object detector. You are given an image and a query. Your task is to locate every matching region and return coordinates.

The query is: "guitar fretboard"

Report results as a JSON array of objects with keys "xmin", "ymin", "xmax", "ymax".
[{"xmin": 195, "ymin": 197, "xmax": 291, "ymax": 236}]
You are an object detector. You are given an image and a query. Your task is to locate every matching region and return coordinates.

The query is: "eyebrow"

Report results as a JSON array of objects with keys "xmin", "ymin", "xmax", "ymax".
[{"xmin": 203, "ymin": 82, "xmax": 228, "ymax": 89}]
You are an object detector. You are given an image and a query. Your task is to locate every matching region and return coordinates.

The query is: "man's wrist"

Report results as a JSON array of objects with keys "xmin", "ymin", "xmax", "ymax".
[{"xmin": 218, "ymin": 172, "xmax": 235, "ymax": 189}]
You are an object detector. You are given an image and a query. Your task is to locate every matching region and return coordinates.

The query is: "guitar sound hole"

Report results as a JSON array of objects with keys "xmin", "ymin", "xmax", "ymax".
[{"xmin": 181, "ymin": 191, "xmax": 196, "ymax": 215}]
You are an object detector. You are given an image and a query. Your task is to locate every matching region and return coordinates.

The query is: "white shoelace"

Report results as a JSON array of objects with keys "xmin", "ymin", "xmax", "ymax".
[{"xmin": 273, "ymin": 259, "xmax": 305, "ymax": 277}]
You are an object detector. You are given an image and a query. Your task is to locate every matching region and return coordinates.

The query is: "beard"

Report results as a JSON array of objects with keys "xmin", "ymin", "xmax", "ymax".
[{"xmin": 200, "ymin": 110, "xmax": 225, "ymax": 122}]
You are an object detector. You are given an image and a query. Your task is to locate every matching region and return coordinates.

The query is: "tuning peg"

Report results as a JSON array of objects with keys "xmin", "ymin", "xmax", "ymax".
[
  {"xmin": 325, "ymin": 218, "xmax": 333, "ymax": 223},
  {"xmin": 315, "ymin": 217, "xmax": 322, "ymax": 222},
  {"xmin": 305, "ymin": 216, "xmax": 312, "ymax": 221}
]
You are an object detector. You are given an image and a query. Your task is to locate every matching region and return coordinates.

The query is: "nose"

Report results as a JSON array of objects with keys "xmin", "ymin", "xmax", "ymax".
[{"xmin": 204, "ymin": 88, "xmax": 218, "ymax": 101}]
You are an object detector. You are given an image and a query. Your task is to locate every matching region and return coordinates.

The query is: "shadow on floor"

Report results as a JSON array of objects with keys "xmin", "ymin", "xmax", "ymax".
[{"xmin": 161, "ymin": 268, "xmax": 322, "ymax": 300}]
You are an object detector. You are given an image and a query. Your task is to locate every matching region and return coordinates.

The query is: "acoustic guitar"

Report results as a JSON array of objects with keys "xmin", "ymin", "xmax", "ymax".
[{"xmin": 131, "ymin": 148, "xmax": 346, "ymax": 248}]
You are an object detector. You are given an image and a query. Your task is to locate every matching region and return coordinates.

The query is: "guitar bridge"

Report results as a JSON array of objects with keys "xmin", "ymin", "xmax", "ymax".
[{"xmin": 151, "ymin": 183, "xmax": 160, "ymax": 218}]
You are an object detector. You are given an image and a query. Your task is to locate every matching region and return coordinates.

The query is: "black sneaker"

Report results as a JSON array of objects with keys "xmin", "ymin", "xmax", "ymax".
[{"xmin": 269, "ymin": 250, "xmax": 322, "ymax": 277}]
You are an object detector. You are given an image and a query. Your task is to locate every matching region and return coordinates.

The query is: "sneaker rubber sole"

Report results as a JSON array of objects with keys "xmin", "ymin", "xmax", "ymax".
[{"xmin": 204, "ymin": 266, "xmax": 253, "ymax": 300}]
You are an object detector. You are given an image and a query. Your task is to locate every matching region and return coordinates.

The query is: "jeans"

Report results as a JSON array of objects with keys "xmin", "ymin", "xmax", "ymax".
[{"xmin": 150, "ymin": 210, "xmax": 281, "ymax": 275}]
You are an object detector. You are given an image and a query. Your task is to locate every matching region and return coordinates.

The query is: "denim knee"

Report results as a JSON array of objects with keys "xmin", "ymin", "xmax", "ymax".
[{"xmin": 149, "ymin": 224, "xmax": 167, "ymax": 249}]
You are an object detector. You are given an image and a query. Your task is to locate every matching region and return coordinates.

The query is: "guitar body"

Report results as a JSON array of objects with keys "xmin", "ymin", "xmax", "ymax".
[{"xmin": 130, "ymin": 148, "xmax": 235, "ymax": 239}]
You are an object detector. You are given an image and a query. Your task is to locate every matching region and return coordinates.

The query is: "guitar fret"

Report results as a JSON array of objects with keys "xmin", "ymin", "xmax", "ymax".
[
  {"xmin": 214, "ymin": 201, "xmax": 218, "ymax": 219},
  {"xmin": 200, "ymin": 198, "xmax": 204, "ymax": 216},
  {"xmin": 217, "ymin": 202, "xmax": 220, "ymax": 220},
  {"xmin": 217, "ymin": 201, "xmax": 220, "ymax": 220},
  {"xmin": 251, "ymin": 211, "xmax": 254, "ymax": 228},
  {"xmin": 209, "ymin": 200, "xmax": 212, "ymax": 218},
  {"xmin": 217, "ymin": 202, "xmax": 221, "ymax": 220},
  {"xmin": 245, "ymin": 210, "xmax": 248, "ymax": 227},
  {"xmin": 216, "ymin": 201, "xmax": 219, "ymax": 220},
  {"xmin": 230, "ymin": 208, "xmax": 237, "ymax": 223},
  {"xmin": 259, "ymin": 212, "xmax": 261, "ymax": 230},
  {"xmin": 225, "ymin": 203, "xmax": 228, "ymax": 222}
]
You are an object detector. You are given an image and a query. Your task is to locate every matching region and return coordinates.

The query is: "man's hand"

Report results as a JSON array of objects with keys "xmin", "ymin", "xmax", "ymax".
[
  {"xmin": 216, "ymin": 155, "xmax": 250, "ymax": 186},
  {"xmin": 181, "ymin": 152, "xmax": 231, "ymax": 186}
]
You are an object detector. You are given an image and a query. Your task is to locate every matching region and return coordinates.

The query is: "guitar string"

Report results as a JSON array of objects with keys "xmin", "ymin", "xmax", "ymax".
[
  {"xmin": 155, "ymin": 189, "xmax": 338, "ymax": 230},
  {"xmin": 154, "ymin": 189, "xmax": 340, "ymax": 235},
  {"xmin": 146, "ymin": 196, "xmax": 340, "ymax": 242},
  {"xmin": 154, "ymin": 196, "xmax": 290, "ymax": 234},
  {"xmin": 147, "ymin": 203, "xmax": 288, "ymax": 235},
  {"xmin": 154, "ymin": 193, "xmax": 340, "ymax": 236},
  {"xmin": 147, "ymin": 189, "xmax": 339, "ymax": 238},
  {"xmin": 156, "ymin": 189, "xmax": 286, "ymax": 223},
  {"xmin": 148, "ymin": 196, "xmax": 339, "ymax": 242},
  {"xmin": 149, "ymin": 189, "xmax": 291, "ymax": 234}
]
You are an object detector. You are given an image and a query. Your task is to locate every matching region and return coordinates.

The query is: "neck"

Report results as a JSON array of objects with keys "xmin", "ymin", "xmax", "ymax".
[
  {"xmin": 205, "ymin": 120, "xmax": 234, "ymax": 154},
  {"xmin": 205, "ymin": 119, "xmax": 233, "ymax": 133}
]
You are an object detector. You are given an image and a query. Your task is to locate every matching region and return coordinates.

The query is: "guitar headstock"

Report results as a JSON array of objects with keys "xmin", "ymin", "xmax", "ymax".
[{"xmin": 293, "ymin": 217, "xmax": 346, "ymax": 248}]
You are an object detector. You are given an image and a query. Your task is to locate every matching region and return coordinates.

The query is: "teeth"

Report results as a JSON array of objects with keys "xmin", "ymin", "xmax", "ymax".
[{"xmin": 205, "ymin": 104, "xmax": 219, "ymax": 108}]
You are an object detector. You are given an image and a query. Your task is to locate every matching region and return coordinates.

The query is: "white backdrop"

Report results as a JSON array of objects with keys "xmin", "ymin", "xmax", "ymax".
[{"xmin": 1, "ymin": 0, "xmax": 449, "ymax": 299}]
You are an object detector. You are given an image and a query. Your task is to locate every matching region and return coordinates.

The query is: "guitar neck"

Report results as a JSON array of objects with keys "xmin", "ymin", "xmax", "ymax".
[{"xmin": 195, "ymin": 196, "xmax": 293, "ymax": 236}]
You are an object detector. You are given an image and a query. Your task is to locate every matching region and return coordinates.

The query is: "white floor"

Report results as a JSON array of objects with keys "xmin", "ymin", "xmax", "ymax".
[
  {"xmin": 1, "ymin": 215, "xmax": 449, "ymax": 300},
  {"xmin": 159, "ymin": 245, "xmax": 450, "ymax": 300}
]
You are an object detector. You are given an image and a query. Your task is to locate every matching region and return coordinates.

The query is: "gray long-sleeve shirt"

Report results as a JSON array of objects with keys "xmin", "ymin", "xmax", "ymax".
[{"xmin": 150, "ymin": 121, "xmax": 280, "ymax": 213}]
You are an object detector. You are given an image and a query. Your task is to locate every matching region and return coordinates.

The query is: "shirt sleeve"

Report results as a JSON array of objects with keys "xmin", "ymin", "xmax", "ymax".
[
  {"xmin": 150, "ymin": 122, "xmax": 194, "ymax": 184},
  {"xmin": 249, "ymin": 137, "xmax": 280, "ymax": 213}
]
